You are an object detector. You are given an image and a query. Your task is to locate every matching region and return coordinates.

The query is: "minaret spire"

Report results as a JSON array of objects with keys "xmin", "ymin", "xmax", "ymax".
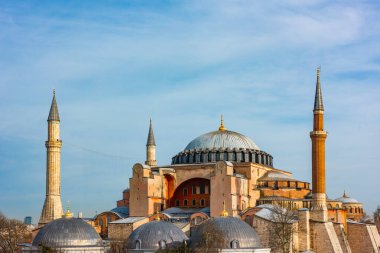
[
  {"xmin": 145, "ymin": 118, "xmax": 157, "ymax": 167},
  {"xmin": 314, "ymin": 66, "xmax": 324, "ymax": 112},
  {"xmin": 147, "ymin": 118, "xmax": 156, "ymax": 146},
  {"xmin": 48, "ymin": 89, "xmax": 60, "ymax": 122},
  {"xmin": 39, "ymin": 90, "xmax": 63, "ymax": 226},
  {"xmin": 310, "ymin": 67, "xmax": 328, "ymax": 221}
]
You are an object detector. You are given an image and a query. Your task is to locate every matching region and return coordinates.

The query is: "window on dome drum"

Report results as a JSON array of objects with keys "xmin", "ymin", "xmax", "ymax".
[
  {"xmin": 216, "ymin": 152, "xmax": 220, "ymax": 161},
  {"xmin": 200, "ymin": 199, "xmax": 205, "ymax": 207},
  {"xmin": 183, "ymin": 188, "xmax": 188, "ymax": 196},
  {"xmin": 192, "ymin": 185, "xmax": 196, "ymax": 194},
  {"xmin": 224, "ymin": 152, "xmax": 228, "ymax": 160},
  {"xmin": 184, "ymin": 200, "xmax": 188, "ymax": 206},
  {"xmin": 135, "ymin": 240, "xmax": 141, "ymax": 250},
  {"xmin": 192, "ymin": 199, "xmax": 196, "ymax": 206},
  {"xmin": 175, "ymin": 200, "xmax": 180, "ymax": 207},
  {"xmin": 232, "ymin": 152, "xmax": 237, "ymax": 160}
]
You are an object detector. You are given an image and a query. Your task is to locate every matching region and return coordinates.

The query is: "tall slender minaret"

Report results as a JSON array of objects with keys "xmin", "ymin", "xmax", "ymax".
[
  {"xmin": 145, "ymin": 119, "xmax": 157, "ymax": 167},
  {"xmin": 38, "ymin": 90, "xmax": 63, "ymax": 226},
  {"xmin": 310, "ymin": 67, "xmax": 328, "ymax": 221}
]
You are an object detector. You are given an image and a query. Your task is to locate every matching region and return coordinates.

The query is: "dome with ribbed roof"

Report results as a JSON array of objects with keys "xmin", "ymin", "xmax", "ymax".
[
  {"xmin": 185, "ymin": 130, "xmax": 260, "ymax": 151},
  {"xmin": 191, "ymin": 216, "xmax": 262, "ymax": 250},
  {"xmin": 335, "ymin": 191, "xmax": 360, "ymax": 204},
  {"xmin": 125, "ymin": 220, "xmax": 188, "ymax": 251},
  {"xmin": 172, "ymin": 117, "xmax": 273, "ymax": 167},
  {"xmin": 33, "ymin": 218, "xmax": 102, "ymax": 247}
]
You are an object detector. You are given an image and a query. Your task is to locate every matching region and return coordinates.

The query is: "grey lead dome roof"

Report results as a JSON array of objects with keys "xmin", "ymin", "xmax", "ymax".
[
  {"xmin": 125, "ymin": 220, "xmax": 188, "ymax": 250},
  {"xmin": 33, "ymin": 218, "xmax": 102, "ymax": 247},
  {"xmin": 185, "ymin": 130, "xmax": 260, "ymax": 151},
  {"xmin": 191, "ymin": 217, "xmax": 262, "ymax": 249},
  {"xmin": 335, "ymin": 193, "xmax": 360, "ymax": 204}
]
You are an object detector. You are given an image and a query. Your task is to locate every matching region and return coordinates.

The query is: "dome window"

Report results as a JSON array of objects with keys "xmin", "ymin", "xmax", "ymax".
[
  {"xmin": 230, "ymin": 240, "xmax": 240, "ymax": 249},
  {"xmin": 159, "ymin": 240, "xmax": 167, "ymax": 249},
  {"xmin": 135, "ymin": 240, "xmax": 141, "ymax": 249}
]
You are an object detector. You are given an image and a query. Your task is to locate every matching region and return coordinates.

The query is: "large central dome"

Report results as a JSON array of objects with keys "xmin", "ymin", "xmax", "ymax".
[
  {"xmin": 171, "ymin": 118, "xmax": 273, "ymax": 167},
  {"xmin": 185, "ymin": 130, "xmax": 260, "ymax": 151}
]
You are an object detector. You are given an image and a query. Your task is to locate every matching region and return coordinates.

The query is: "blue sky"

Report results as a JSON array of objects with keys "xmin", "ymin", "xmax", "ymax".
[{"xmin": 0, "ymin": 0, "xmax": 379, "ymax": 222}]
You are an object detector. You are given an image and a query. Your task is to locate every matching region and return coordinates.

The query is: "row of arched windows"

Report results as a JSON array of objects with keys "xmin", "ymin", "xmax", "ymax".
[
  {"xmin": 175, "ymin": 199, "xmax": 205, "ymax": 207},
  {"xmin": 172, "ymin": 150, "xmax": 273, "ymax": 167}
]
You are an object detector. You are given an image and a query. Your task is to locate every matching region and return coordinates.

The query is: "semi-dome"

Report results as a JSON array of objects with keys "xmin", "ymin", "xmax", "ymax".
[
  {"xmin": 125, "ymin": 220, "xmax": 188, "ymax": 251},
  {"xmin": 191, "ymin": 216, "xmax": 262, "ymax": 250},
  {"xmin": 32, "ymin": 217, "xmax": 102, "ymax": 247},
  {"xmin": 185, "ymin": 130, "xmax": 260, "ymax": 151}
]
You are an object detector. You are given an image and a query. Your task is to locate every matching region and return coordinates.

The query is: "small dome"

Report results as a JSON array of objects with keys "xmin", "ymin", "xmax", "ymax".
[
  {"xmin": 191, "ymin": 217, "xmax": 261, "ymax": 249},
  {"xmin": 185, "ymin": 130, "xmax": 260, "ymax": 151},
  {"xmin": 33, "ymin": 218, "xmax": 102, "ymax": 247},
  {"xmin": 335, "ymin": 192, "xmax": 360, "ymax": 204},
  {"xmin": 125, "ymin": 220, "xmax": 188, "ymax": 250}
]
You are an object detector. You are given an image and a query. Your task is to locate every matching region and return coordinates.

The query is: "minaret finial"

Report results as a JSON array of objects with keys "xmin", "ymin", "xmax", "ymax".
[
  {"xmin": 63, "ymin": 201, "xmax": 73, "ymax": 218},
  {"xmin": 219, "ymin": 114, "xmax": 226, "ymax": 131},
  {"xmin": 220, "ymin": 201, "xmax": 228, "ymax": 217},
  {"xmin": 314, "ymin": 66, "xmax": 324, "ymax": 112},
  {"xmin": 155, "ymin": 206, "xmax": 161, "ymax": 221}
]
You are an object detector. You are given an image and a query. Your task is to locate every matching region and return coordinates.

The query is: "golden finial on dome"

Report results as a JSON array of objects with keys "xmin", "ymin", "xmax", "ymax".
[
  {"xmin": 63, "ymin": 201, "xmax": 73, "ymax": 218},
  {"xmin": 219, "ymin": 114, "xmax": 226, "ymax": 131},
  {"xmin": 155, "ymin": 206, "xmax": 161, "ymax": 221},
  {"xmin": 220, "ymin": 201, "xmax": 228, "ymax": 217}
]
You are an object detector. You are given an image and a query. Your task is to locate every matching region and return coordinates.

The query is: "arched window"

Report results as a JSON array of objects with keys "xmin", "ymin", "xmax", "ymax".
[
  {"xmin": 216, "ymin": 152, "xmax": 220, "ymax": 161},
  {"xmin": 328, "ymin": 204, "xmax": 332, "ymax": 209},
  {"xmin": 200, "ymin": 199, "xmax": 205, "ymax": 207},
  {"xmin": 99, "ymin": 219, "xmax": 103, "ymax": 226},
  {"xmin": 200, "ymin": 183, "xmax": 205, "ymax": 194},
  {"xmin": 183, "ymin": 188, "xmax": 188, "ymax": 196},
  {"xmin": 159, "ymin": 240, "xmax": 166, "ymax": 249},
  {"xmin": 336, "ymin": 204, "xmax": 339, "ymax": 209},
  {"xmin": 224, "ymin": 152, "xmax": 228, "ymax": 160},
  {"xmin": 192, "ymin": 199, "xmax": 196, "ymax": 206},
  {"xmin": 192, "ymin": 185, "xmax": 196, "ymax": 194},
  {"xmin": 230, "ymin": 240, "xmax": 239, "ymax": 249},
  {"xmin": 184, "ymin": 200, "xmax": 188, "ymax": 206},
  {"xmin": 135, "ymin": 240, "xmax": 141, "ymax": 249},
  {"xmin": 232, "ymin": 152, "xmax": 237, "ymax": 161},
  {"xmin": 175, "ymin": 200, "xmax": 180, "ymax": 207}
]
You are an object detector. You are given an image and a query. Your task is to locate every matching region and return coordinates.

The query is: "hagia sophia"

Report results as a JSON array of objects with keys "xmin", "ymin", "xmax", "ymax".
[{"xmin": 23, "ymin": 68, "xmax": 380, "ymax": 253}]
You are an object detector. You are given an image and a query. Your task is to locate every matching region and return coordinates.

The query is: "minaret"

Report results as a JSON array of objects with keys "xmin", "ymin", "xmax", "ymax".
[
  {"xmin": 39, "ymin": 90, "xmax": 63, "ymax": 226},
  {"xmin": 145, "ymin": 119, "xmax": 157, "ymax": 166},
  {"xmin": 310, "ymin": 67, "xmax": 328, "ymax": 221}
]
